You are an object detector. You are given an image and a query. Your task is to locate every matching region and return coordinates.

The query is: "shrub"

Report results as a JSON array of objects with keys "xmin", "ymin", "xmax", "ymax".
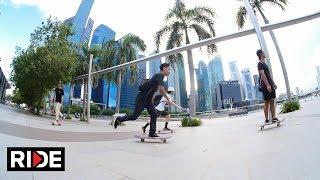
[
  {"xmin": 281, "ymin": 100, "xmax": 300, "ymax": 113},
  {"xmin": 90, "ymin": 104, "xmax": 100, "ymax": 115},
  {"xmin": 62, "ymin": 104, "xmax": 82, "ymax": 114},
  {"xmin": 141, "ymin": 110, "xmax": 149, "ymax": 116},
  {"xmin": 120, "ymin": 108, "xmax": 132, "ymax": 115},
  {"xmin": 101, "ymin": 109, "xmax": 115, "ymax": 116},
  {"xmin": 181, "ymin": 117, "xmax": 202, "ymax": 127}
]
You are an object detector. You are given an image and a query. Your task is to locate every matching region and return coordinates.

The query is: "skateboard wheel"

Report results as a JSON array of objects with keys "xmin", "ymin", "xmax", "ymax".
[
  {"xmin": 162, "ymin": 139, "xmax": 166, "ymax": 143},
  {"xmin": 277, "ymin": 123, "xmax": 280, "ymax": 127},
  {"xmin": 261, "ymin": 126, "xmax": 264, "ymax": 130},
  {"xmin": 141, "ymin": 139, "xmax": 145, "ymax": 142}
]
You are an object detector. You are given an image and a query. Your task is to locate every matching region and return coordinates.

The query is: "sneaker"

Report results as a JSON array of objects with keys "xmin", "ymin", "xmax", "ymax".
[
  {"xmin": 265, "ymin": 120, "xmax": 270, "ymax": 124},
  {"xmin": 272, "ymin": 118, "xmax": 279, "ymax": 122},
  {"xmin": 114, "ymin": 117, "xmax": 121, "ymax": 129},
  {"xmin": 142, "ymin": 126, "xmax": 146, "ymax": 133},
  {"xmin": 148, "ymin": 133, "xmax": 159, "ymax": 138}
]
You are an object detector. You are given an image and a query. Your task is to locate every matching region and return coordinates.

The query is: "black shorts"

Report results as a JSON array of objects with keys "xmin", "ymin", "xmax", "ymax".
[
  {"xmin": 262, "ymin": 88, "xmax": 276, "ymax": 101},
  {"xmin": 156, "ymin": 110, "xmax": 169, "ymax": 117}
]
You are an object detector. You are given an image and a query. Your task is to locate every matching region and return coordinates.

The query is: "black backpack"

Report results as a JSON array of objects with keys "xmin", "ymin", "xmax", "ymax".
[
  {"xmin": 154, "ymin": 94, "xmax": 163, "ymax": 106},
  {"xmin": 139, "ymin": 78, "xmax": 149, "ymax": 92}
]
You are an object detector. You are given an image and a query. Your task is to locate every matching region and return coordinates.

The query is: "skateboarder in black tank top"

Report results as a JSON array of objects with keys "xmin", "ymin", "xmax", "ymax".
[
  {"xmin": 114, "ymin": 63, "xmax": 173, "ymax": 137},
  {"xmin": 256, "ymin": 49, "xmax": 279, "ymax": 123}
]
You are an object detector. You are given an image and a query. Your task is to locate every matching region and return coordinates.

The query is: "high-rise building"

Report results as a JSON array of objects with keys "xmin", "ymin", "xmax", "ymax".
[
  {"xmin": 0, "ymin": 67, "xmax": 10, "ymax": 103},
  {"xmin": 208, "ymin": 56, "xmax": 225, "ymax": 109},
  {"xmin": 90, "ymin": 24, "xmax": 116, "ymax": 107},
  {"xmin": 177, "ymin": 63, "xmax": 188, "ymax": 108},
  {"xmin": 149, "ymin": 57, "xmax": 161, "ymax": 78},
  {"xmin": 90, "ymin": 24, "xmax": 116, "ymax": 47},
  {"xmin": 196, "ymin": 61, "xmax": 212, "ymax": 112},
  {"xmin": 241, "ymin": 68, "xmax": 254, "ymax": 100},
  {"xmin": 69, "ymin": 0, "xmax": 95, "ymax": 44},
  {"xmin": 229, "ymin": 61, "xmax": 241, "ymax": 82},
  {"xmin": 81, "ymin": 18, "xmax": 94, "ymax": 45},
  {"xmin": 120, "ymin": 55, "xmax": 146, "ymax": 109},
  {"xmin": 215, "ymin": 81, "xmax": 242, "ymax": 109},
  {"xmin": 316, "ymin": 66, "xmax": 320, "ymax": 89},
  {"xmin": 64, "ymin": 0, "xmax": 95, "ymax": 102},
  {"xmin": 253, "ymin": 74, "xmax": 263, "ymax": 100},
  {"xmin": 295, "ymin": 87, "xmax": 300, "ymax": 96}
]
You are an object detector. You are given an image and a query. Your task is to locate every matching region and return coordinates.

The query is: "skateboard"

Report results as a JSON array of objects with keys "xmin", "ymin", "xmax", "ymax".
[
  {"xmin": 259, "ymin": 118, "xmax": 285, "ymax": 130},
  {"xmin": 134, "ymin": 134, "xmax": 172, "ymax": 143}
]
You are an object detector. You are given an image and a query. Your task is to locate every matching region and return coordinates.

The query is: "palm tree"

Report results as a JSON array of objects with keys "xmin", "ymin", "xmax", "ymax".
[
  {"xmin": 155, "ymin": 0, "xmax": 217, "ymax": 116},
  {"xmin": 236, "ymin": 0, "xmax": 291, "ymax": 100},
  {"xmin": 102, "ymin": 34, "xmax": 146, "ymax": 113},
  {"xmin": 70, "ymin": 44, "xmax": 101, "ymax": 120}
]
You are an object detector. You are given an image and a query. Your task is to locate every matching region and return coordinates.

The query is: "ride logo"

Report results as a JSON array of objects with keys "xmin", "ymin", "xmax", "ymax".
[{"xmin": 7, "ymin": 147, "xmax": 65, "ymax": 171}]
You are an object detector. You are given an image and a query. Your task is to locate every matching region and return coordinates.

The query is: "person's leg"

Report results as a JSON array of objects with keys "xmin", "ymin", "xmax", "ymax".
[
  {"xmin": 270, "ymin": 98, "xmax": 276, "ymax": 119},
  {"xmin": 118, "ymin": 98, "xmax": 145, "ymax": 122},
  {"xmin": 142, "ymin": 120, "xmax": 150, "ymax": 133},
  {"xmin": 164, "ymin": 114, "xmax": 171, "ymax": 130},
  {"xmin": 55, "ymin": 102, "xmax": 60, "ymax": 121},
  {"xmin": 145, "ymin": 102, "xmax": 158, "ymax": 136},
  {"xmin": 264, "ymin": 101, "xmax": 270, "ymax": 122}
]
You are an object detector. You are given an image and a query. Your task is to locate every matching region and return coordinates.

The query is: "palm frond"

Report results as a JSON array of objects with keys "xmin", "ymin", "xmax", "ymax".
[
  {"xmin": 154, "ymin": 25, "xmax": 173, "ymax": 51},
  {"xmin": 190, "ymin": 24, "xmax": 217, "ymax": 54},
  {"xmin": 236, "ymin": 6, "xmax": 247, "ymax": 29}
]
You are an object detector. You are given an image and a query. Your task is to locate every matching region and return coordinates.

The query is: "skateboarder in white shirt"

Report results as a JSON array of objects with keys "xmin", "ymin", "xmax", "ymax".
[{"xmin": 142, "ymin": 87, "xmax": 184, "ymax": 133}]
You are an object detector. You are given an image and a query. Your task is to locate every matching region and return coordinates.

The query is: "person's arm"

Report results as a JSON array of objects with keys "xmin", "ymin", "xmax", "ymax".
[
  {"xmin": 259, "ymin": 70, "xmax": 272, "ymax": 92},
  {"xmin": 159, "ymin": 86, "xmax": 173, "ymax": 105}
]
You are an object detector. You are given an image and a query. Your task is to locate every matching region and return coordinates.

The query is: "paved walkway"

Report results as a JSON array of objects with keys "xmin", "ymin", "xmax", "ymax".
[{"xmin": 1, "ymin": 98, "xmax": 320, "ymax": 180}]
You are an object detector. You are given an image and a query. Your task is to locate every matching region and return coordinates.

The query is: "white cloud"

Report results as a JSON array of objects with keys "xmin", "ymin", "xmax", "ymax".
[{"xmin": 4, "ymin": 0, "xmax": 320, "ymax": 95}]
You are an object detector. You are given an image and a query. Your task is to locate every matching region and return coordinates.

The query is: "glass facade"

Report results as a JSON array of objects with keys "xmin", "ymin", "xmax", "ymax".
[{"xmin": 196, "ymin": 61, "xmax": 212, "ymax": 112}]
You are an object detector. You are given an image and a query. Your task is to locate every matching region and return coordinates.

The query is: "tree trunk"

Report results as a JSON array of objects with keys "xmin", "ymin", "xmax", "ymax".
[
  {"xmin": 82, "ymin": 79, "xmax": 87, "ymax": 120},
  {"xmin": 116, "ymin": 71, "xmax": 122, "ymax": 114},
  {"xmin": 184, "ymin": 29, "xmax": 197, "ymax": 116},
  {"xmin": 258, "ymin": 8, "xmax": 292, "ymax": 101},
  {"xmin": 67, "ymin": 82, "xmax": 73, "ymax": 117},
  {"xmin": 106, "ymin": 81, "xmax": 110, "ymax": 109}
]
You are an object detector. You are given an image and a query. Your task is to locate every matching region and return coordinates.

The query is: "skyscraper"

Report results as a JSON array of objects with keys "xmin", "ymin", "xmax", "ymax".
[
  {"xmin": 241, "ymin": 68, "xmax": 254, "ymax": 100},
  {"xmin": 196, "ymin": 61, "xmax": 212, "ymax": 112},
  {"xmin": 69, "ymin": 0, "xmax": 95, "ymax": 44},
  {"xmin": 253, "ymin": 74, "xmax": 263, "ymax": 100},
  {"xmin": 177, "ymin": 63, "xmax": 188, "ymax": 108},
  {"xmin": 149, "ymin": 57, "xmax": 161, "ymax": 78},
  {"xmin": 120, "ymin": 55, "xmax": 146, "ymax": 109},
  {"xmin": 81, "ymin": 18, "xmax": 94, "ymax": 45},
  {"xmin": 90, "ymin": 24, "xmax": 116, "ymax": 47},
  {"xmin": 90, "ymin": 24, "xmax": 116, "ymax": 107},
  {"xmin": 229, "ymin": 61, "xmax": 241, "ymax": 82},
  {"xmin": 64, "ymin": 0, "xmax": 95, "ymax": 102},
  {"xmin": 208, "ymin": 56, "xmax": 225, "ymax": 109}
]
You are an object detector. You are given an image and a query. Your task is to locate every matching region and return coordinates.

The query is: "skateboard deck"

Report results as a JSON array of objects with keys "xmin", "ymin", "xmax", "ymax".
[
  {"xmin": 134, "ymin": 134, "xmax": 172, "ymax": 143},
  {"xmin": 259, "ymin": 118, "xmax": 285, "ymax": 130}
]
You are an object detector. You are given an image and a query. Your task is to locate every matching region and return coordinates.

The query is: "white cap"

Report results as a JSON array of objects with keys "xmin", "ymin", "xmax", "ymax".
[{"xmin": 168, "ymin": 87, "xmax": 175, "ymax": 92}]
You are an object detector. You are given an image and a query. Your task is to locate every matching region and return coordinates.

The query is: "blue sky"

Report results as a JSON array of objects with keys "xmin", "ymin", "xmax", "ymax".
[
  {"xmin": 0, "ymin": 0, "xmax": 44, "ymax": 80},
  {"xmin": 1, "ymin": 0, "xmax": 320, "ymax": 96}
]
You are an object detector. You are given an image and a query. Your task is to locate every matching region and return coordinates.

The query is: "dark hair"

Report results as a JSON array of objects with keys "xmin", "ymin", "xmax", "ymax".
[
  {"xmin": 256, "ymin": 49, "xmax": 263, "ymax": 59},
  {"xmin": 160, "ymin": 63, "xmax": 170, "ymax": 71}
]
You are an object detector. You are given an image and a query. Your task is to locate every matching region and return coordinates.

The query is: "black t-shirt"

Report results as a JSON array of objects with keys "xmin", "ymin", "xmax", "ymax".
[
  {"xmin": 257, "ymin": 61, "xmax": 274, "ymax": 89},
  {"xmin": 140, "ymin": 73, "xmax": 164, "ymax": 99},
  {"xmin": 55, "ymin": 88, "xmax": 64, "ymax": 103}
]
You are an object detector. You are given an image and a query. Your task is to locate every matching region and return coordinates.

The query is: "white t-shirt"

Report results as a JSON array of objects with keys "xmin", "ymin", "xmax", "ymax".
[{"xmin": 155, "ymin": 94, "xmax": 172, "ymax": 111}]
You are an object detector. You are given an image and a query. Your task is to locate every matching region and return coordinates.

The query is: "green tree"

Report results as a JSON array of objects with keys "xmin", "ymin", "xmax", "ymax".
[
  {"xmin": 10, "ymin": 18, "xmax": 77, "ymax": 114},
  {"xmin": 236, "ymin": 0, "xmax": 291, "ymax": 100},
  {"xmin": 155, "ymin": 0, "xmax": 217, "ymax": 116},
  {"xmin": 101, "ymin": 34, "xmax": 146, "ymax": 113}
]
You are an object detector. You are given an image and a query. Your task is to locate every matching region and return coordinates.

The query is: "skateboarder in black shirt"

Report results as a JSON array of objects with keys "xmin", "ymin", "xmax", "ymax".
[
  {"xmin": 257, "ymin": 49, "xmax": 279, "ymax": 123},
  {"xmin": 114, "ymin": 63, "xmax": 173, "ymax": 137}
]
